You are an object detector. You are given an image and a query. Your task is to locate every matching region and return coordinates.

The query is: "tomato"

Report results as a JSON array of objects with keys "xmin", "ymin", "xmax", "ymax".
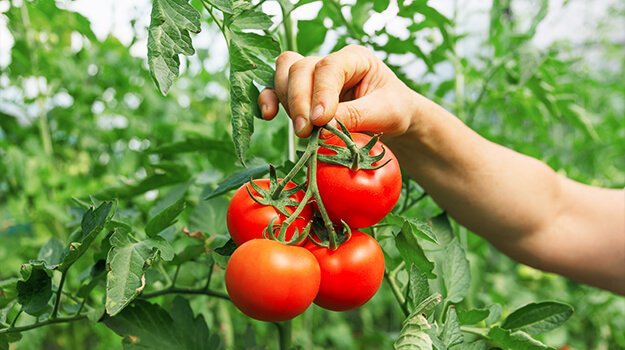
[
  {"xmin": 225, "ymin": 239, "xmax": 321, "ymax": 322},
  {"xmin": 305, "ymin": 230, "xmax": 385, "ymax": 311},
  {"xmin": 227, "ymin": 179, "xmax": 313, "ymax": 246},
  {"xmin": 314, "ymin": 133, "xmax": 401, "ymax": 228}
]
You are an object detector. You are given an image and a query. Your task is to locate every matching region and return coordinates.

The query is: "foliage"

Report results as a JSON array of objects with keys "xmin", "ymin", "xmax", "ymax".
[{"xmin": 1, "ymin": 0, "xmax": 624, "ymax": 349}]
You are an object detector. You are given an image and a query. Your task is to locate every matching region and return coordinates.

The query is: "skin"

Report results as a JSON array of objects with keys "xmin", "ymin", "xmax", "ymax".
[{"xmin": 258, "ymin": 45, "xmax": 625, "ymax": 295}]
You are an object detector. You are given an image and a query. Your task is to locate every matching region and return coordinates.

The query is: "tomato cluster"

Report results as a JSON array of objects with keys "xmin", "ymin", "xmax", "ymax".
[{"xmin": 225, "ymin": 132, "xmax": 401, "ymax": 322}]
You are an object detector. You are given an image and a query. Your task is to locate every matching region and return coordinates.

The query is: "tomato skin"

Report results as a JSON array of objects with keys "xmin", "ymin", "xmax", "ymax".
[
  {"xmin": 305, "ymin": 230, "xmax": 385, "ymax": 312},
  {"xmin": 227, "ymin": 179, "xmax": 313, "ymax": 246},
  {"xmin": 314, "ymin": 133, "xmax": 402, "ymax": 228},
  {"xmin": 225, "ymin": 239, "xmax": 321, "ymax": 322}
]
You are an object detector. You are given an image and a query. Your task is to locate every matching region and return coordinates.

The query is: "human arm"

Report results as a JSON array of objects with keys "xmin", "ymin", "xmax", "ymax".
[{"xmin": 258, "ymin": 45, "xmax": 625, "ymax": 295}]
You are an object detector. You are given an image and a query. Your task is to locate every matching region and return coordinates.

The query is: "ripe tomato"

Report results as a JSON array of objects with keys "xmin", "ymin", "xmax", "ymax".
[
  {"xmin": 225, "ymin": 239, "xmax": 321, "ymax": 322},
  {"xmin": 314, "ymin": 133, "xmax": 401, "ymax": 228},
  {"xmin": 227, "ymin": 179, "xmax": 313, "ymax": 246},
  {"xmin": 305, "ymin": 230, "xmax": 385, "ymax": 311}
]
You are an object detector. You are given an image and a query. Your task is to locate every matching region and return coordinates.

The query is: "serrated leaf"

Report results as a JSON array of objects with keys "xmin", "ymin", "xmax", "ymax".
[
  {"xmin": 145, "ymin": 196, "xmax": 186, "ymax": 237},
  {"xmin": 204, "ymin": 0, "xmax": 233, "ymax": 13},
  {"xmin": 16, "ymin": 266, "xmax": 52, "ymax": 315},
  {"xmin": 59, "ymin": 201, "xmax": 117, "ymax": 273},
  {"xmin": 395, "ymin": 229, "xmax": 436, "ymax": 278},
  {"xmin": 148, "ymin": 0, "xmax": 201, "ymax": 95},
  {"xmin": 443, "ymin": 238, "xmax": 471, "ymax": 304},
  {"xmin": 441, "ymin": 306, "xmax": 463, "ymax": 348},
  {"xmin": 229, "ymin": 70, "xmax": 261, "ymax": 165},
  {"xmin": 500, "ymin": 301, "xmax": 573, "ymax": 335},
  {"xmin": 458, "ymin": 308, "xmax": 490, "ymax": 325},
  {"xmin": 231, "ymin": 7, "xmax": 274, "ymax": 30},
  {"xmin": 459, "ymin": 340, "xmax": 487, "ymax": 350},
  {"xmin": 394, "ymin": 313, "xmax": 433, "ymax": 350},
  {"xmin": 189, "ymin": 196, "xmax": 228, "ymax": 235},
  {"xmin": 488, "ymin": 326, "xmax": 555, "ymax": 350},
  {"xmin": 410, "ymin": 264, "xmax": 429, "ymax": 308},
  {"xmin": 106, "ymin": 230, "xmax": 174, "ymax": 316},
  {"xmin": 204, "ymin": 165, "xmax": 269, "ymax": 200},
  {"xmin": 104, "ymin": 296, "xmax": 221, "ymax": 349},
  {"xmin": 414, "ymin": 293, "xmax": 442, "ymax": 317},
  {"xmin": 214, "ymin": 238, "xmax": 237, "ymax": 256},
  {"xmin": 429, "ymin": 213, "xmax": 454, "ymax": 247},
  {"xmin": 229, "ymin": 31, "xmax": 281, "ymax": 59}
]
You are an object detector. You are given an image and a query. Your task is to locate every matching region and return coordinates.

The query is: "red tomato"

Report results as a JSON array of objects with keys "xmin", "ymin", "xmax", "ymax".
[
  {"xmin": 225, "ymin": 239, "xmax": 321, "ymax": 322},
  {"xmin": 305, "ymin": 230, "xmax": 385, "ymax": 311},
  {"xmin": 227, "ymin": 179, "xmax": 313, "ymax": 246},
  {"xmin": 314, "ymin": 133, "xmax": 401, "ymax": 228}
]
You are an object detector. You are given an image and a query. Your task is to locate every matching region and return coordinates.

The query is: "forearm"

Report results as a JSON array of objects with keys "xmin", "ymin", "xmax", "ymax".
[
  {"xmin": 385, "ymin": 92, "xmax": 625, "ymax": 294},
  {"xmin": 386, "ymin": 93, "xmax": 561, "ymax": 244}
]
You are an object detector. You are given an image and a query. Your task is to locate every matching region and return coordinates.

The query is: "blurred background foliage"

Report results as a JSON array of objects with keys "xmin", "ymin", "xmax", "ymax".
[{"xmin": 0, "ymin": 0, "xmax": 623, "ymax": 349}]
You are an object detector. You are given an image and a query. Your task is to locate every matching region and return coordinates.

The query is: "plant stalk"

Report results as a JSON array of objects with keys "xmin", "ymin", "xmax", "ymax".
[
  {"xmin": 52, "ymin": 272, "xmax": 68, "ymax": 319},
  {"xmin": 275, "ymin": 320, "xmax": 292, "ymax": 350}
]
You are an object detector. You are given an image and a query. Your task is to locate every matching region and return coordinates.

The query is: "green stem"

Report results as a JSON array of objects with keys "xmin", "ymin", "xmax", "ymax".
[
  {"xmin": 1, "ymin": 315, "xmax": 88, "ymax": 335},
  {"xmin": 158, "ymin": 262, "xmax": 172, "ymax": 286},
  {"xmin": 204, "ymin": 262, "xmax": 215, "ymax": 290},
  {"xmin": 9, "ymin": 310, "xmax": 23, "ymax": 328},
  {"xmin": 141, "ymin": 286, "xmax": 230, "ymax": 301},
  {"xmin": 323, "ymin": 124, "xmax": 361, "ymax": 169},
  {"xmin": 279, "ymin": 1, "xmax": 297, "ymax": 52},
  {"xmin": 399, "ymin": 192, "xmax": 428, "ymax": 215},
  {"xmin": 460, "ymin": 325, "xmax": 489, "ymax": 337},
  {"xmin": 329, "ymin": 0, "xmax": 361, "ymax": 41},
  {"xmin": 275, "ymin": 320, "xmax": 292, "ymax": 350},
  {"xmin": 201, "ymin": 0, "xmax": 228, "ymax": 44},
  {"xmin": 171, "ymin": 265, "xmax": 182, "ymax": 287},
  {"xmin": 384, "ymin": 267, "xmax": 409, "ymax": 317},
  {"xmin": 52, "ymin": 272, "xmax": 68, "ymax": 319}
]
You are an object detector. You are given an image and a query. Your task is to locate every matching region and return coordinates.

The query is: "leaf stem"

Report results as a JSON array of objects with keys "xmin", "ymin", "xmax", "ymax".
[
  {"xmin": 279, "ymin": 0, "xmax": 297, "ymax": 52},
  {"xmin": 460, "ymin": 325, "xmax": 489, "ymax": 337},
  {"xmin": 52, "ymin": 271, "xmax": 68, "ymax": 319},
  {"xmin": 399, "ymin": 192, "xmax": 428, "ymax": 215},
  {"xmin": 201, "ymin": 0, "xmax": 228, "ymax": 44},
  {"xmin": 275, "ymin": 320, "xmax": 292, "ymax": 350},
  {"xmin": 384, "ymin": 267, "xmax": 409, "ymax": 317},
  {"xmin": 1, "ymin": 315, "xmax": 88, "ymax": 335}
]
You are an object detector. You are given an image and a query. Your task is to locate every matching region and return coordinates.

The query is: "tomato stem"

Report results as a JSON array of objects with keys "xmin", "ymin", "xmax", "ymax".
[
  {"xmin": 323, "ymin": 123, "xmax": 362, "ymax": 171},
  {"xmin": 275, "ymin": 320, "xmax": 293, "ymax": 350}
]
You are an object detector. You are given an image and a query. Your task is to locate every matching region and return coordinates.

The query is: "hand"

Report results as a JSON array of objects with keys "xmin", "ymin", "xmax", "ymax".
[{"xmin": 258, "ymin": 45, "xmax": 420, "ymax": 138}]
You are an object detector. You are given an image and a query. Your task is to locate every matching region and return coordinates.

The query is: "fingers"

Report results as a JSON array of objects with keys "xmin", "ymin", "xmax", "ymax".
[
  {"xmin": 274, "ymin": 51, "xmax": 304, "ymax": 115},
  {"xmin": 309, "ymin": 45, "xmax": 375, "ymax": 127},
  {"xmin": 286, "ymin": 56, "xmax": 321, "ymax": 137},
  {"xmin": 258, "ymin": 88, "xmax": 279, "ymax": 120}
]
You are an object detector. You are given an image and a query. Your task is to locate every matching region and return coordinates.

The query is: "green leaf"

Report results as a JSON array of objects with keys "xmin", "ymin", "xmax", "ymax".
[
  {"xmin": 204, "ymin": 0, "xmax": 233, "ymax": 13},
  {"xmin": 59, "ymin": 201, "xmax": 117, "ymax": 273},
  {"xmin": 229, "ymin": 71, "xmax": 260, "ymax": 165},
  {"xmin": 441, "ymin": 306, "xmax": 463, "ymax": 348},
  {"xmin": 16, "ymin": 266, "xmax": 52, "ymax": 315},
  {"xmin": 204, "ymin": 165, "xmax": 270, "ymax": 200},
  {"xmin": 188, "ymin": 196, "xmax": 229, "ymax": 235},
  {"xmin": 485, "ymin": 303, "xmax": 503, "ymax": 326},
  {"xmin": 214, "ymin": 238, "xmax": 237, "ymax": 256},
  {"xmin": 87, "ymin": 306, "xmax": 106, "ymax": 324},
  {"xmin": 429, "ymin": 213, "xmax": 454, "ymax": 247},
  {"xmin": 94, "ymin": 163, "xmax": 191, "ymax": 199},
  {"xmin": 145, "ymin": 196, "xmax": 186, "ymax": 237},
  {"xmin": 394, "ymin": 313, "xmax": 433, "ymax": 350},
  {"xmin": 457, "ymin": 308, "xmax": 490, "ymax": 325},
  {"xmin": 297, "ymin": 19, "xmax": 328, "ymax": 56},
  {"xmin": 106, "ymin": 229, "xmax": 174, "ymax": 316},
  {"xmin": 488, "ymin": 326, "xmax": 555, "ymax": 350},
  {"xmin": 389, "ymin": 214, "xmax": 439, "ymax": 244},
  {"xmin": 458, "ymin": 340, "xmax": 487, "ymax": 350},
  {"xmin": 409, "ymin": 264, "xmax": 430, "ymax": 308},
  {"xmin": 0, "ymin": 279, "xmax": 18, "ymax": 309},
  {"xmin": 231, "ymin": 7, "xmax": 274, "ymax": 31},
  {"xmin": 229, "ymin": 30, "xmax": 281, "ymax": 58},
  {"xmin": 395, "ymin": 229, "xmax": 436, "ymax": 278},
  {"xmin": 104, "ymin": 296, "xmax": 222, "ymax": 349},
  {"xmin": 443, "ymin": 238, "xmax": 471, "ymax": 304},
  {"xmin": 149, "ymin": 136, "xmax": 235, "ymax": 155},
  {"xmin": 0, "ymin": 335, "xmax": 7, "ymax": 350},
  {"xmin": 148, "ymin": 0, "xmax": 202, "ymax": 95},
  {"xmin": 414, "ymin": 293, "xmax": 442, "ymax": 317},
  {"xmin": 36, "ymin": 238, "xmax": 65, "ymax": 269},
  {"xmin": 500, "ymin": 301, "xmax": 574, "ymax": 335}
]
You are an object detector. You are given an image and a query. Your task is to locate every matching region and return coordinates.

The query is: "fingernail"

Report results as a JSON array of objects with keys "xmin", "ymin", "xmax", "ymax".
[
  {"xmin": 310, "ymin": 104, "xmax": 324, "ymax": 121},
  {"xmin": 260, "ymin": 104, "xmax": 268, "ymax": 118},
  {"xmin": 294, "ymin": 117, "xmax": 307, "ymax": 135}
]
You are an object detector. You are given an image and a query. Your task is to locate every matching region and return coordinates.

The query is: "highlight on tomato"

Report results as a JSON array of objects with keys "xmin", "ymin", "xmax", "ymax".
[{"xmin": 225, "ymin": 239, "xmax": 321, "ymax": 322}]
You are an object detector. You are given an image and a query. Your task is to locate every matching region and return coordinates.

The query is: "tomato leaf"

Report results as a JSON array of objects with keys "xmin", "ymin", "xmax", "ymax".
[
  {"xmin": 457, "ymin": 308, "xmax": 491, "ymax": 326},
  {"xmin": 388, "ymin": 214, "xmax": 439, "ymax": 245},
  {"xmin": 147, "ymin": 0, "xmax": 201, "ymax": 95},
  {"xmin": 94, "ymin": 163, "xmax": 191, "ymax": 199},
  {"xmin": 442, "ymin": 238, "xmax": 471, "ymax": 304},
  {"xmin": 214, "ymin": 238, "xmax": 237, "ymax": 256},
  {"xmin": 409, "ymin": 264, "xmax": 430, "ymax": 308},
  {"xmin": 485, "ymin": 303, "xmax": 503, "ymax": 327},
  {"xmin": 297, "ymin": 19, "xmax": 328, "ymax": 56},
  {"xmin": 104, "ymin": 296, "xmax": 222, "ymax": 349},
  {"xmin": 58, "ymin": 201, "xmax": 117, "ymax": 273},
  {"xmin": 395, "ymin": 228, "xmax": 436, "ymax": 278},
  {"xmin": 36, "ymin": 238, "xmax": 65, "ymax": 269},
  {"xmin": 394, "ymin": 312, "xmax": 432, "ymax": 350},
  {"xmin": 16, "ymin": 266, "xmax": 52, "ymax": 315},
  {"xmin": 188, "ymin": 197, "xmax": 228, "ymax": 235},
  {"xmin": 488, "ymin": 326, "xmax": 555, "ymax": 350},
  {"xmin": 145, "ymin": 196, "xmax": 186, "ymax": 237},
  {"xmin": 500, "ymin": 301, "xmax": 573, "ymax": 335},
  {"xmin": 0, "ymin": 279, "xmax": 18, "ymax": 309},
  {"xmin": 105, "ymin": 229, "xmax": 174, "ymax": 316},
  {"xmin": 204, "ymin": 164, "xmax": 270, "ymax": 200},
  {"xmin": 441, "ymin": 306, "xmax": 463, "ymax": 348}
]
